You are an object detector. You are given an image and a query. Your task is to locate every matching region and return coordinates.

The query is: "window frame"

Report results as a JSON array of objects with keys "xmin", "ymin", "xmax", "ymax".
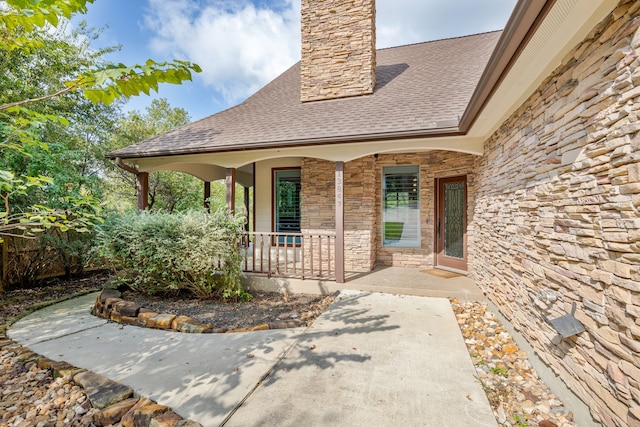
[
  {"xmin": 382, "ymin": 165, "xmax": 421, "ymax": 248},
  {"xmin": 272, "ymin": 167, "xmax": 302, "ymax": 234}
]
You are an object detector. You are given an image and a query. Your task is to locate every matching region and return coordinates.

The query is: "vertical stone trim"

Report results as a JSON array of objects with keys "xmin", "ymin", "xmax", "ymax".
[
  {"xmin": 300, "ymin": 0, "xmax": 376, "ymax": 102},
  {"xmin": 344, "ymin": 156, "xmax": 377, "ymax": 271},
  {"xmin": 301, "ymin": 157, "xmax": 377, "ymax": 272},
  {"xmin": 335, "ymin": 162, "xmax": 345, "ymax": 282}
]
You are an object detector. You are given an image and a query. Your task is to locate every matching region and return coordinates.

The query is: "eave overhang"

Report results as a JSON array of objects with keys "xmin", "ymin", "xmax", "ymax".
[{"xmin": 111, "ymin": 0, "xmax": 619, "ymax": 174}]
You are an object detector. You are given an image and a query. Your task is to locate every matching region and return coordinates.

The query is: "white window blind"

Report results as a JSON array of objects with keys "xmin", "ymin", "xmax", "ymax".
[{"xmin": 382, "ymin": 166, "xmax": 420, "ymax": 247}]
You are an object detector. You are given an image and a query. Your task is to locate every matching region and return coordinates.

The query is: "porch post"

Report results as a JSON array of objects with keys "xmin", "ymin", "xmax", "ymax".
[
  {"xmin": 244, "ymin": 186, "xmax": 250, "ymax": 232},
  {"xmin": 335, "ymin": 161, "xmax": 345, "ymax": 283},
  {"xmin": 226, "ymin": 168, "xmax": 236, "ymax": 214},
  {"xmin": 136, "ymin": 172, "xmax": 149, "ymax": 210},
  {"xmin": 204, "ymin": 181, "xmax": 211, "ymax": 213}
]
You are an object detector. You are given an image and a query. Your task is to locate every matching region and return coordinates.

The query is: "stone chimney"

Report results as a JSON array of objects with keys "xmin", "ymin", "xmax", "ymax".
[{"xmin": 300, "ymin": 0, "xmax": 376, "ymax": 102}]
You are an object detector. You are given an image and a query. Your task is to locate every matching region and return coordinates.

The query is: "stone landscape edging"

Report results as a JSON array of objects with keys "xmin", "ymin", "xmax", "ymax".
[
  {"xmin": 2, "ymin": 291, "xmax": 203, "ymax": 427},
  {"xmin": 93, "ymin": 287, "xmax": 309, "ymax": 333}
]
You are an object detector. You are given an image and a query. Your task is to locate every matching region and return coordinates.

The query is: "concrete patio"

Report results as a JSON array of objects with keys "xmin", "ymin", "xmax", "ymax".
[{"xmin": 244, "ymin": 266, "xmax": 487, "ymax": 301}]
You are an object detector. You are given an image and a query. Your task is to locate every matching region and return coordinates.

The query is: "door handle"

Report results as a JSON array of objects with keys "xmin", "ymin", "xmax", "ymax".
[{"xmin": 437, "ymin": 218, "xmax": 441, "ymax": 239}]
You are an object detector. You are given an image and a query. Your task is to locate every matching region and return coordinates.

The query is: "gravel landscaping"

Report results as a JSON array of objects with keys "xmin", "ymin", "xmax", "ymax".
[{"xmin": 1, "ymin": 274, "xmax": 581, "ymax": 426}]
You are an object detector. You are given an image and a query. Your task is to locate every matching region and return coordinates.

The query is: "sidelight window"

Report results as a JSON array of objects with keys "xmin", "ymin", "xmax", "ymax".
[{"xmin": 382, "ymin": 166, "xmax": 420, "ymax": 247}]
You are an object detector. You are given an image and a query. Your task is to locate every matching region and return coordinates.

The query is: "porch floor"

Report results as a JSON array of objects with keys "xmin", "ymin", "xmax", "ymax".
[{"xmin": 243, "ymin": 266, "xmax": 487, "ymax": 301}]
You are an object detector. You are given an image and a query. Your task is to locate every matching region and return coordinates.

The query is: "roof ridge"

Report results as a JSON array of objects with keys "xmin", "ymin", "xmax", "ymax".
[{"xmin": 377, "ymin": 29, "xmax": 504, "ymax": 51}]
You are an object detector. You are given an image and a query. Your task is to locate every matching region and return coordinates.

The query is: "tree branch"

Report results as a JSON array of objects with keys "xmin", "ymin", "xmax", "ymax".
[{"xmin": 0, "ymin": 85, "xmax": 78, "ymax": 111}]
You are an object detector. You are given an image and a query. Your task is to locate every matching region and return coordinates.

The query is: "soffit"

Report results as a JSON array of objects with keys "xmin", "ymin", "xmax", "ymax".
[
  {"xmin": 468, "ymin": 0, "xmax": 619, "ymax": 139},
  {"xmin": 129, "ymin": 135, "xmax": 485, "ymax": 172}
]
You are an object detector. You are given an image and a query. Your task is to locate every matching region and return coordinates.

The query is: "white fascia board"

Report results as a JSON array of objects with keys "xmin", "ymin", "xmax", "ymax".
[
  {"xmin": 470, "ymin": 0, "xmax": 619, "ymax": 139},
  {"xmin": 132, "ymin": 135, "xmax": 484, "ymax": 173}
]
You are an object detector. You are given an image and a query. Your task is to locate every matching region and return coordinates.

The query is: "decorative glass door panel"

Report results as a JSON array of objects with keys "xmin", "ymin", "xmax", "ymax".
[
  {"xmin": 436, "ymin": 176, "xmax": 467, "ymax": 271},
  {"xmin": 444, "ymin": 182, "xmax": 464, "ymax": 258}
]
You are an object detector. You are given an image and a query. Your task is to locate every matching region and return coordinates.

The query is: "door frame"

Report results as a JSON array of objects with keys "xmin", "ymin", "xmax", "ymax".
[
  {"xmin": 271, "ymin": 167, "xmax": 302, "ymax": 246},
  {"xmin": 434, "ymin": 175, "xmax": 468, "ymax": 272}
]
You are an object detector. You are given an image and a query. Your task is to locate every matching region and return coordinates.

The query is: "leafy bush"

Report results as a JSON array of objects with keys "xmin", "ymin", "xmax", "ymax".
[
  {"xmin": 94, "ymin": 209, "xmax": 249, "ymax": 300},
  {"xmin": 5, "ymin": 228, "xmax": 97, "ymax": 288}
]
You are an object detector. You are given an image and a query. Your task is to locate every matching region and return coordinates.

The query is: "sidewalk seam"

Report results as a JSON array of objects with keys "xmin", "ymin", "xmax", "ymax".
[
  {"xmin": 218, "ymin": 327, "xmax": 308, "ymax": 427},
  {"xmin": 17, "ymin": 321, "xmax": 106, "ymax": 346}
]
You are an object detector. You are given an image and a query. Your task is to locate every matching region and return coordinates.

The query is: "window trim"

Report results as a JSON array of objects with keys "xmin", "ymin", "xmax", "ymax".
[
  {"xmin": 272, "ymin": 167, "xmax": 302, "ymax": 234},
  {"xmin": 382, "ymin": 165, "xmax": 421, "ymax": 248}
]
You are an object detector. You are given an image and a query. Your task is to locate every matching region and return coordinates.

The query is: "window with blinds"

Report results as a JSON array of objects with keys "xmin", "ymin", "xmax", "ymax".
[
  {"xmin": 274, "ymin": 169, "xmax": 301, "ymax": 233},
  {"xmin": 382, "ymin": 165, "xmax": 420, "ymax": 247}
]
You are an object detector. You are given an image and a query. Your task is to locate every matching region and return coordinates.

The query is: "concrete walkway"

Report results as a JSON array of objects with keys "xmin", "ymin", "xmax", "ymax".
[{"xmin": 8, "ymin": 290, "xmax": 497, "ymax": 426}]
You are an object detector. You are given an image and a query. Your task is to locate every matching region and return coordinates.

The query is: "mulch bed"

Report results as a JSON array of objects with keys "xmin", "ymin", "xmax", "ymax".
[
  {"xmin": 1, "ymin": 272, "xmax": 334, "ymax": 331},
  {"xmin": 120, "ymin": 289, "xmax": 334, "ymax": 330},
  {"xmin": 0, "ymin": 273, "xmax": 110, "ymax": 327}
]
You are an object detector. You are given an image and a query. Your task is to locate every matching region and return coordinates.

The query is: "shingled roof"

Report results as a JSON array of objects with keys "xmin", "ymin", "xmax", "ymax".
[{"xmin": 109, "ymin": 30, "xmax": 502, "ymax": 159}]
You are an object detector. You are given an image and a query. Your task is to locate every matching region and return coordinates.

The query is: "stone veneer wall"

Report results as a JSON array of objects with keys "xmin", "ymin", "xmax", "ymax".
[
  {"xmin": 376, "ymin": 152, "xmax": 476, "ymax": 268},
  {"xmin": 300, "ymin": 0, "xmax": 376, "ymax": 102},
  {"xmin": 471, "ymin": 1, "xmax": 640, "ymax": 425},
  {"xmin": 301, "ymin": 157, "xmax": 377, "ymax": 271},
  {"xmin": 300, "ymin": 152, "xmax": 477, "ymax": 272}
]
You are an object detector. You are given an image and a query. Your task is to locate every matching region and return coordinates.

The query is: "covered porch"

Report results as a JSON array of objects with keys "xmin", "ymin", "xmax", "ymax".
[
  {"xmin": 118, "ymin": 135, "xmax": 483, "ymax": 284},
  {"xmin": 242, "ymin": 265, "xmax": 486, "ymax": 301}
]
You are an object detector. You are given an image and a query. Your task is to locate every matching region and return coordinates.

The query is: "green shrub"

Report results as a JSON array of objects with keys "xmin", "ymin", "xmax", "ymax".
[
  {"xmin": 5, "ymin": 228, "xmax": 97, "ymax": 288},
  {"xmin": 94, "ymin": 209, "xmax": 249, "ymax": 300}
]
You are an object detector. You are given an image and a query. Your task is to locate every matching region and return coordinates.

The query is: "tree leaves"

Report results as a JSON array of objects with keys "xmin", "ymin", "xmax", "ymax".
[
  {"xmin": 1, "ymin": 1, "xmax": 201, "ymax": 110},
  {"xmin": 0, "ymin": 0, "xmax": 201, "ymax": 242},
  {"xmin": 81, "ymin": 60, "xmax": 201, "ymax": 105},
  {"xmin": 1, "ymin": 0, "xmax": 94, "ymax": 50}
]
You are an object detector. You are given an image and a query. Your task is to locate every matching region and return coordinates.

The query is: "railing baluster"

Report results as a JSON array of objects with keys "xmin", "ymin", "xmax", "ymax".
[
  {"xmin": 243, "ymin": 234, "xmax": 248, "ymax": 271},
  {"xmin": 251, "ymin": 233, "xmax": 256, "ymax": 273},
  {"xmin": 292, "ymin": 234, "xmax": 297, "ymax": 276},
  {"xmin": 309, "ymin": 236, "xmax": 314, "ymax": 277},
  {"xmin": 318, "ymin": 235, "xmax": 323, "ymax": 277},
  {"xmin": 300, "ymin": 234, "xmax": 304, "ymax": 279},
  {"xmin": 275, "ymin": 233, "xmax": 278, "ymax": 275},
  {"xmin": 240, "ymin": 231, "xmax": 335, "ymax": 281},
  {"xmin": 284, "ymin": 234, "xmax": 289, "ymax": 275},
  {"xmin": 328, "ymin": 235, "xmax": 332, "ymax": 277},
  {"xmin": 260, "ymin": 234, "xmax": 264, "ymax": 273}
]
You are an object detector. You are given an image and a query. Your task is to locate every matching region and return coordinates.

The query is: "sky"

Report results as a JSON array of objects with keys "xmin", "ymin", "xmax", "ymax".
[{"xmin": 77, "ymin": 0, "xmax": 518, "ymax": 122}]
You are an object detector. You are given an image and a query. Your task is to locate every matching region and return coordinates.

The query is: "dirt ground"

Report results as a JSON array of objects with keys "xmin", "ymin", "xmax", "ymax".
[
  {"xmin": 120, "ymin": 289, "xmax": 335, "ymax": 330},
  {"xmin": 0, "ymin": 273, "xmax": 333, "ymax": 330}
]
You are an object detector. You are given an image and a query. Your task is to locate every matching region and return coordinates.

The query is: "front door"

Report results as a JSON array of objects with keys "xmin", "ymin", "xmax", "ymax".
[{"xmin": 435, "ymin": 175, "xmax": 467, "ymax": 272}]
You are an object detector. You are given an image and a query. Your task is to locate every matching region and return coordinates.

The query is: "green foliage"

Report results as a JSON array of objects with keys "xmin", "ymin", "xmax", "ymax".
[
  {"xmin": 6, "ymin": 227, "xmax": 97, "ymax": 286},
  {"xmin": 94, "ymin": 209, "xmax": 250, "ymax": 300},
  {"xmin": 1, "ymin": 0, "xmax": 94, "ymax": 50},
  {"xmin": 0, "ymin": 0, "xmax": 200, "ymax": 250},
  {"xmin": 513, "ymin": 413, "xmax": 529, "ymax": 427},
  {"xmin": 1, "ymin": 1, "xmax": 200, "ymax": 109},
  {"xmin": 0, "ymin": 168, "xmax": 102, "ymax": 242},
  {"xmin": 490, "ymin": 366, "xmax": 509, "ymax": 376},
  {"xmin": 81, "ymin": 60, "xmax": 202, "ymax": 106},
  {"xmin": 101, "ymin": 98, "xmax": 203, "ymax": 212}
]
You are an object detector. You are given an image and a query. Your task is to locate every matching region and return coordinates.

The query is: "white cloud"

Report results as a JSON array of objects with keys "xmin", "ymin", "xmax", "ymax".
[
  {"xmin": 144, "ymin": 0, "xmax": 300, "ymax": 106},
  {"xmin": 143, "ymin": 0, "xmax": 516, "ymax": 106},
  {"xmin": 376, "ymin": 0, "xmax": 517, "ymax": 48}
]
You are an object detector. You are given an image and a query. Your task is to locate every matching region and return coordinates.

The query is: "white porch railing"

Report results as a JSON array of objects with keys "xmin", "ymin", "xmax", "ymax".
[{"xmin": 241, "ymin": 232, "xmax": 336, "ymax": 280}]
